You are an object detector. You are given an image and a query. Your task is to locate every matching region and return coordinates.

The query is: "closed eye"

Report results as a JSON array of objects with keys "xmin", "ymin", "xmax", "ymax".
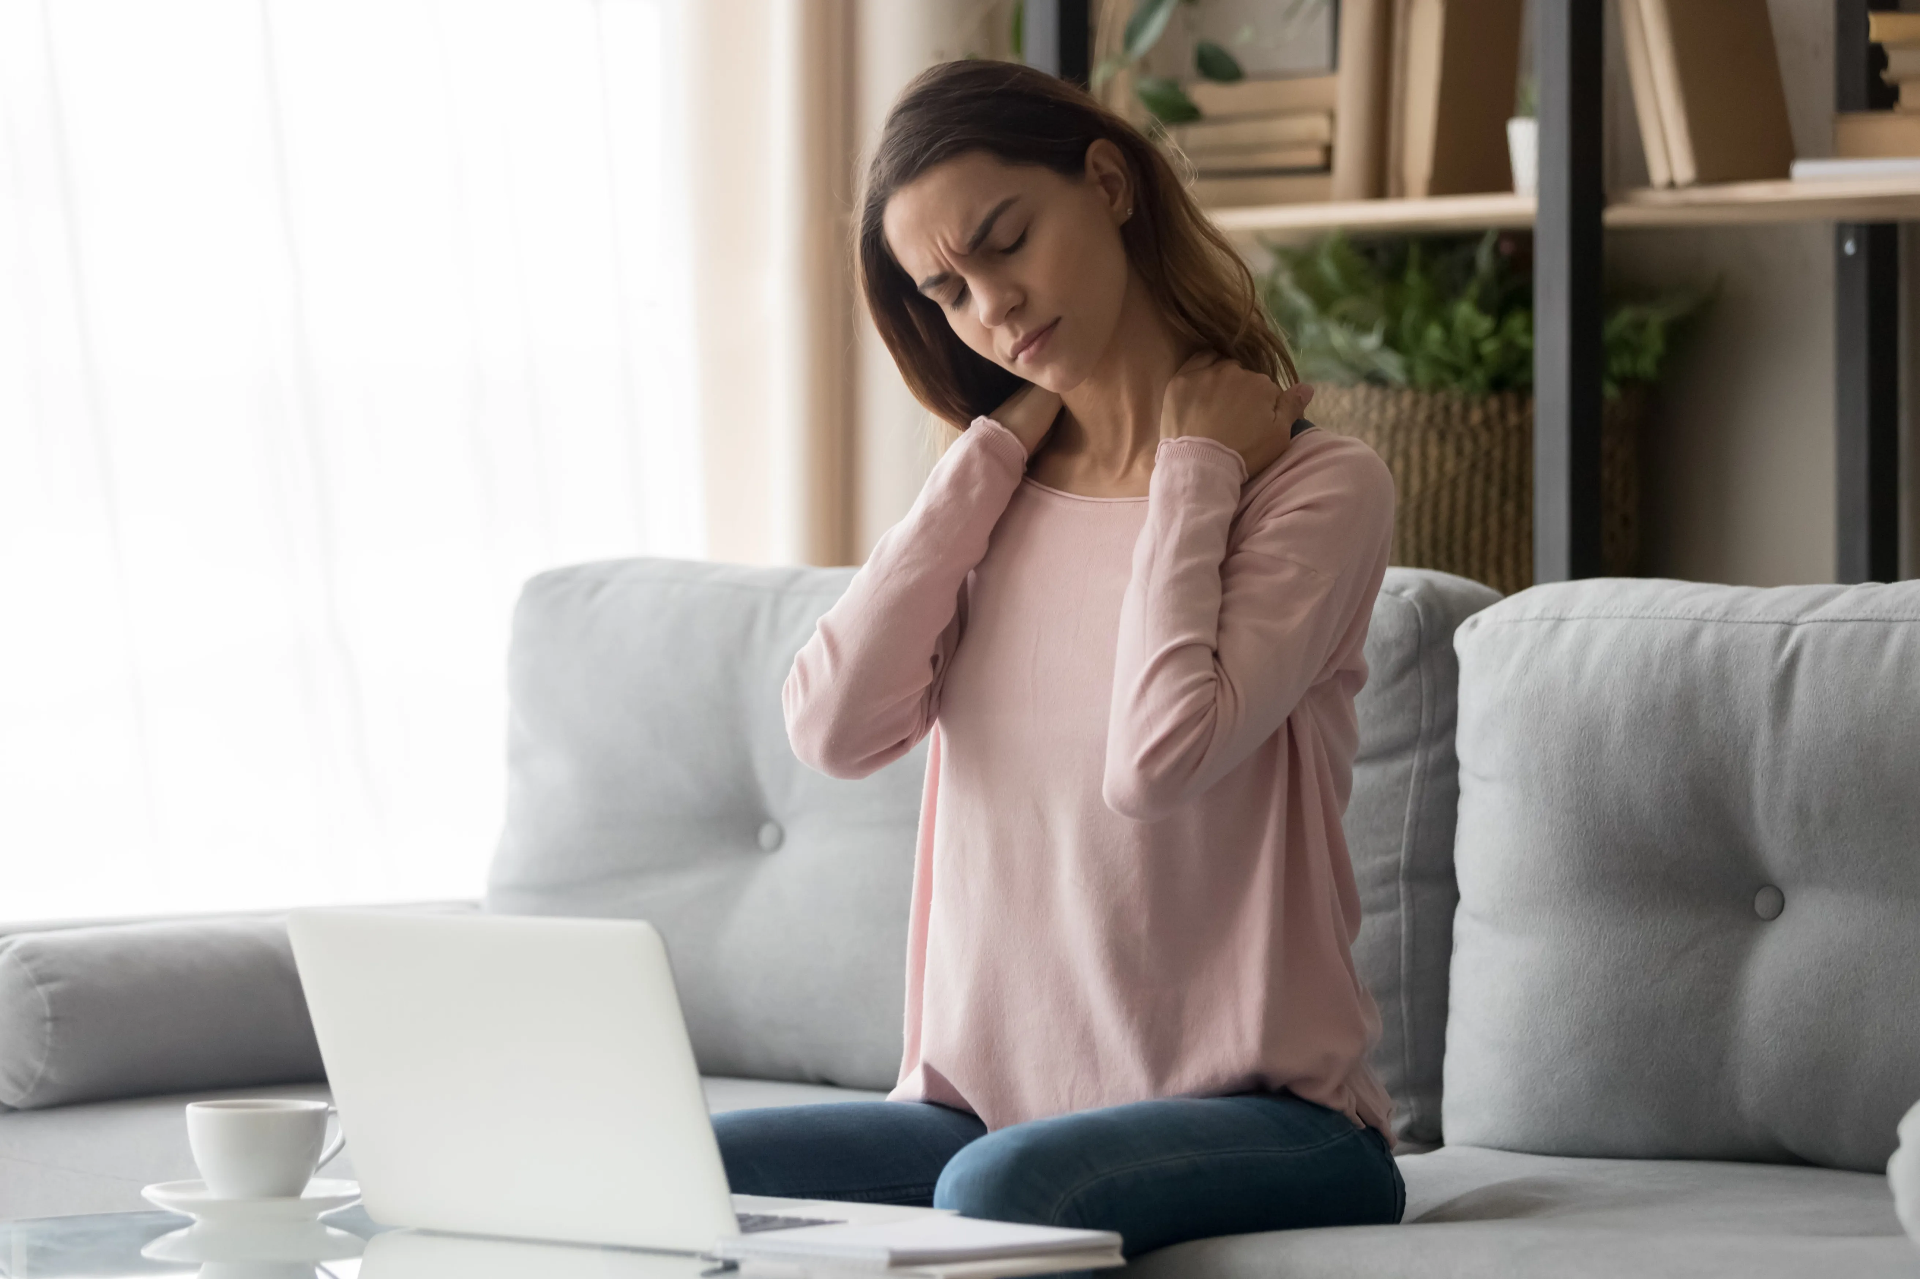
[{"xmin": 945, "ymin": 230, "xmax": 1028, "ymax": 310}]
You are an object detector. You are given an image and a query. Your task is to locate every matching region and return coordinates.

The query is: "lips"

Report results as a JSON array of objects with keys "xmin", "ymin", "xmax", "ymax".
[{"xmin": 1011, "ymin": 318, "xmax": 1058, "ymax": 363}]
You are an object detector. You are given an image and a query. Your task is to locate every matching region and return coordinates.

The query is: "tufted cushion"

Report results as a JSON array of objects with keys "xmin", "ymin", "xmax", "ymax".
[
  {"xmin": 1444, "ymin": 579, "xmax": 1920, "ymax": 1172},
  {"xmin": 486, "ymin": 559, "xmax": 923, "ymax": 1091},
  {"xmin": 1345, "ymin": 569, "xmax": 1499, "ymax": 1147},
  {"xmin": 487, "ymin": 558, "xmax": 1488, "ymax": 1113}
]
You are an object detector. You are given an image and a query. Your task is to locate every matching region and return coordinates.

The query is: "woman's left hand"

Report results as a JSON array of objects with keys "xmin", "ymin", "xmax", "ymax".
[{"xmin": 1160, "ymin": 350, "xmax": 1314, "ymax": 479}]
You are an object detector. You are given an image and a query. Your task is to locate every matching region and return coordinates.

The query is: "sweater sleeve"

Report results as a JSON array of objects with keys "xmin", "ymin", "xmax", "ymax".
[
  {"xmin": 1102, "ymin": 432, "xmax": 1395, "ymax": 822},
  {"xmin": 784, "ymin": 416, "xmax": 1030, "ymax": 780}
]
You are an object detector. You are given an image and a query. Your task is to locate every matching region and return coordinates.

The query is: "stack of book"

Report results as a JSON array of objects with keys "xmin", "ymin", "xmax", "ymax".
[
  {"xmin": 1174, "ymin": 73, "xmax": 1338, "ymax": 209},
  {"xmin": 1177, "ymin": 0, "xmax": 1525, "ymax": 209},
  {"xmin": 1820, "ymin": 11, "xmax": 1920, "ymax": 173},
  {"xmin": 1619, "ymin": 0, "xmax": 1794, "ymax": 188},
  {"xmin": 1873, "ymin": 11, "xmax": 1920, "ymax": 111}
]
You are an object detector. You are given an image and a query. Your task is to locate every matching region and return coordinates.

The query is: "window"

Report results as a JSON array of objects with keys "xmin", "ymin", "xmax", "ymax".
[{"xmin": 0, "ymin": 0, "xmax": 700, "ymax": 921}]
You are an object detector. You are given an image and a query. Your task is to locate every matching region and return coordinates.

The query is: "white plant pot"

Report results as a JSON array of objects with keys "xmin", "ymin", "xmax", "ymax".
[
  {"xmin": 1892, "ymin": 1098, "xmax": 1920, "ymax": 1250},
  {"xmin": 1508, "ymin": 116, "xmax": 1538, "ymax": 198}
]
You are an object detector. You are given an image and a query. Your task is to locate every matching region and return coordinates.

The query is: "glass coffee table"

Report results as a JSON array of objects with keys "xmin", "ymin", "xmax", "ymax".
[
  {"xmin": 0, "ymin": 1205, "xmax": 1118, "ymax": 1277},
  {"xmin": 0, "ymin": 1205, "xmax": 735, "ymax": 1277}
]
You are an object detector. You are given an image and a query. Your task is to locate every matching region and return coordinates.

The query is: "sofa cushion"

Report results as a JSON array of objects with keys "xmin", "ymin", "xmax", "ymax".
[
  {"xmin": 0, "ymin": 1076, "xmax": 879, "ymax": 1220},
  {"xmin": 486, "ymin": 557, "xmax": 1491, "ymax": 1131},
  {"xmin": 486, "ymin": 559, "xmax": 923, "ymax": 1092},
  {"xmin": 1345, "ymin": 568, "xmax": 1498, "ymax": 1147},
  {"xmin": 1444, "ymin": 579, "xmax": 1920, "ymax": 1172},
  {"xmin": 0, "ymin": 917, "xmax": 323, "ymax": 1111},
  {"xmin": 1129, "ymin": 1144, "xmax": 1914, "ymax": 1278}
]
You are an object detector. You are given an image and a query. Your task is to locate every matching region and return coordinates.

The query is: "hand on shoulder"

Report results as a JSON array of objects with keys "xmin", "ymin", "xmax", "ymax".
[
  {"xmin": 982, "ymin": 382, "xmax": 1065, "ymax": 457},
  {"xmin": 1160, "ymin": 349, "xmax": 1314, "ymax": 479}
]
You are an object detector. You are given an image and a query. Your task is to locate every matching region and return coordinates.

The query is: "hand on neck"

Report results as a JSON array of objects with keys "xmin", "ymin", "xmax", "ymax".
[{"xmin": 1034, "ymin": 276, "xmax": 1200, "ymax": 498}]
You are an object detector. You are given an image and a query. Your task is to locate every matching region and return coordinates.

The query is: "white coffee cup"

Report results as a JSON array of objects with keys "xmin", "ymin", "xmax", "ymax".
[
  {"xmin": 1891, "ymin": 1098, "xmax": 1920, "ymax": 1249},
  {"xmin": 185, "ymin": 1099, "xmax": 347, "ymax": 1200}
]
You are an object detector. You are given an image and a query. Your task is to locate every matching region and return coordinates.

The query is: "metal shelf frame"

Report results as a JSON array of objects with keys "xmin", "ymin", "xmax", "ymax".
[
  {"xmin": 1836, "ymin": 0, "xmax": 1903, "ymax": 582},
  {"xmin": 1534, "ymin": 0, "xmax": 1606, "ymax": 581}
]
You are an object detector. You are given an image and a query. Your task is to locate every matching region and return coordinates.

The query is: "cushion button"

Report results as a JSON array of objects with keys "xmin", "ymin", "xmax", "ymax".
[
  {"xmin": 757, "ymin": 821, "xmax": 784, "ymax": 853},
  {"xmin": 1754, "ymin": 885, "xmax": 1784, "ymax": 921}
]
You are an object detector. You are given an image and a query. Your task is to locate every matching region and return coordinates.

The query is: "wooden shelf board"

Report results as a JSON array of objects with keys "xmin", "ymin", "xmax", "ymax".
[
  {"xmin": 1210, "ymin": 192, "xmax": 1535, "ymax": 240},
  {"xmin": 1209, "ymin": 175, "xmax": 1920, "ymax": 240},
  {"xmin": 1608, "ymin": 176, "xmax": 1920, "ymax": 227}
]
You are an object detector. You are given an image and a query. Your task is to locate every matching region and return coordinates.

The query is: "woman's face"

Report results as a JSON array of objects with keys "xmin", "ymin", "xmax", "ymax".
[{"xmin": 882, "ymin": 142, "xmax": 1133, "ymax": 395}]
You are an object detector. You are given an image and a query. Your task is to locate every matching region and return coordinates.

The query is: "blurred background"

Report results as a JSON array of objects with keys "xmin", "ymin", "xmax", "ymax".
[{"xmin": 1, "ymin": 0, "xmax": 1913, "ymax": 922}]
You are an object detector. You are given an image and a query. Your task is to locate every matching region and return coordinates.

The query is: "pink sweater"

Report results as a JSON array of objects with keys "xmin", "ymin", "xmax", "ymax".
[{"xmin": 783, "ymin": 414, "xmax": 1398, "ymax": 1143}]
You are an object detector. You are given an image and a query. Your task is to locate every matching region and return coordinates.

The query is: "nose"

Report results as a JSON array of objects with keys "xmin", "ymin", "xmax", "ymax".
[{"xmin": 971, "ymin": 276, "xmax": 1021, "ymax": 332}]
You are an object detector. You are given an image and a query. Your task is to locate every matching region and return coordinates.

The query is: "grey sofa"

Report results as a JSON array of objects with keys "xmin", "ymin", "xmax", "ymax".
[{"xmin": 3, "ymin": 558, "xmax": 1917, "ymax": 1278}]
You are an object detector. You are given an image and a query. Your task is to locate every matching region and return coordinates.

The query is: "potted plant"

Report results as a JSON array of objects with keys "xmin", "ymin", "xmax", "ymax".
[{"xmin": 1259, "ymin": 230, "xmax": 1709, "ymax": 594}]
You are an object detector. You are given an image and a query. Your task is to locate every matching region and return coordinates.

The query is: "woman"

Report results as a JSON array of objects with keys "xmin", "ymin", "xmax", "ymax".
[{"xmin": 714, "ymin": 58, "xmax": 1403, "ymax": 1260}]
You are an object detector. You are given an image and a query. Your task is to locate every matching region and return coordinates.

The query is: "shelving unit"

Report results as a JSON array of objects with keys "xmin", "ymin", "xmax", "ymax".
[
  {"xmin": 1208, "ymin": 176, "xmax": 1920, "ymax": 240},
  {"xmin": 1027, "ymin": 0, "xmax": 1908, "ymax": 585}
]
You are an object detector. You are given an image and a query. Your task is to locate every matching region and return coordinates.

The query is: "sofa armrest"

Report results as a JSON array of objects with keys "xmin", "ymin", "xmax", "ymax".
[{"xmin": 0, "ymin": 903, "xmax": 475, "ymax": 1110}]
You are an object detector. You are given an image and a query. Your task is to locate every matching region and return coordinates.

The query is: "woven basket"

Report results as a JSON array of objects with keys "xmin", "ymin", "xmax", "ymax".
[{"xmin": 1309, "ymin": 384, "xmax": 1646, "ymax": 597}]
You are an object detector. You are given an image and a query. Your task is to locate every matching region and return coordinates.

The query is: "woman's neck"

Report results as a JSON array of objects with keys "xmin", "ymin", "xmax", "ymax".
[{"xmin": 1027, "ymin": 275, "xmax": 1198, "ymax": 498}]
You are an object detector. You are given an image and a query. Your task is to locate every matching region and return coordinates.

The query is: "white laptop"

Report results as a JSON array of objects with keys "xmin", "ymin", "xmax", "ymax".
[{"xmin": 286, "ymin": 910, "xmax": 940, "ymax": 1253}]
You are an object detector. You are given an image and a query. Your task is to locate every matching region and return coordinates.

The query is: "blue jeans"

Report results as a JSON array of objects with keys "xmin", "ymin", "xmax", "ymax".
[{"xmin": 713, "ymin": 1091, "xmax": 1404, "ymax": 1266}]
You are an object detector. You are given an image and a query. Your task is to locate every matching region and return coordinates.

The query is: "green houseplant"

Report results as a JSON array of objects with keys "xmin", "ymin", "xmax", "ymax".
[{"xmin": 1257, "ymin": 231, "xmax": 1710, "ymax": 593}]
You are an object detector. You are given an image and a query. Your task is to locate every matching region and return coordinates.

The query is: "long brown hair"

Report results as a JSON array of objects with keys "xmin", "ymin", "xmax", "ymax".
[{"xmin": 856, "ymin": 58, "xmax": 1297, "ymax": 433}]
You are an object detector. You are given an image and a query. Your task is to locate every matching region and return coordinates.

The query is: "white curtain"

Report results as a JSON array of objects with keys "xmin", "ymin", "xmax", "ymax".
[
  {"xmin": 688, "ymin": 0, "xmax": 1026, "ymax": 567},
  {"xmin": 0, "ymin": 0, "xmax": 702, "ymax": 922}
]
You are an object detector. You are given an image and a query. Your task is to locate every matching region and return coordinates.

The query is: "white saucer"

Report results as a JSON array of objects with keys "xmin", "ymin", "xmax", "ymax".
[
  {"xmin": 142, "ymin": 1221, "xmax": 366, "ymax": 1265},
  {"xmin": 141, "ymin": 1178, "xmax": 361, "ymax": 1226}
]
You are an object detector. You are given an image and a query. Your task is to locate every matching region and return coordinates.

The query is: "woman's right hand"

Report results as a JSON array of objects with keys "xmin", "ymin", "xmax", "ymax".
[{"xmin": 984, "ymin": 382, "xmax": 1064, "ymax": 457}]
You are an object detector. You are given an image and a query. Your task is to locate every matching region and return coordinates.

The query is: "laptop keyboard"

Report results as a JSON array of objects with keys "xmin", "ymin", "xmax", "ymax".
[{"xmin": 735, "ymin": 1211, "xmax": 845, "ymax": 1234}]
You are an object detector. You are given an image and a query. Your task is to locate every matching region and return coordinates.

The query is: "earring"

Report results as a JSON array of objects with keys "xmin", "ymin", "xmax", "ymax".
[{"xmin": 1123, "ymin": 204, "xmax": 1133, "ymax": 221}]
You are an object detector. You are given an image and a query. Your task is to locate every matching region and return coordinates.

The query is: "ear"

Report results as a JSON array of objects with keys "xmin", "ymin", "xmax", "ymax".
[{"xmin": 1083, "ymin": 138, "xmax": 1132, "ymax": 223}]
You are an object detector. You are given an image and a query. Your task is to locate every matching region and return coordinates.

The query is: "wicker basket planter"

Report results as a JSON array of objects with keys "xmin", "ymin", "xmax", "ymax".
[{"xmin": 1308, "ymin": 384, "xmax": 1647, "ymax": 597}]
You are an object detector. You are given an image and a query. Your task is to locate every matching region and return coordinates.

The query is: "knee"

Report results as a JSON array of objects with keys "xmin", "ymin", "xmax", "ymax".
[
  {"xmin": 932, "ymin": 1124, "xmax": 1082, "ymax": 1227},
  {"xmin": 710, "ymin": 1104, "xmax": 810, "ymax": 1197}
]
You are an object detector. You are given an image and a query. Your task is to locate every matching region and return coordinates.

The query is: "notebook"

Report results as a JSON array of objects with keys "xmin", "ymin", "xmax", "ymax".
[{"xmin": 707, "ymin": 1216, "xmax": 1125, "ymax": 1272}]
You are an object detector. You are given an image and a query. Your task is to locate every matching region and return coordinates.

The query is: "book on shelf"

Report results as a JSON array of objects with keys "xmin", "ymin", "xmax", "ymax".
[
  {"xmin": 1630, "ymin": 0, "xmax": 1794, "ymax": 187},
  {"xmin": 1185, "ymin": 144, "xmax": 1331, "ymax": 175},
  {"xmin": 1176, "ymin": 80, "xmax": 1337, "ymax": 207},
  {"xmin": 1184, "ymin": 74, "xmax": 1339, "ymax": 119},
  {"xmin": 1835, "ymin": 110, "xmax": 1920, "ymax": 159},
  {"xmin": 1839, "ymin": 0, "xmax": 1920, "ymax": 158},
  {"xmin": 1331, "ymin": 0, "xmax": 1393, "ymax": 199},
  {"xmin": 1883, "ymin": 46, "xmax": 1920, "ymax": 80},
  {"xmin": 1873, "ymin": 35, "xmax": 1920, "ymax": 113},
  {"xmin": 1869, "ymin": 11, "xmax": 1920, "ymax": 45},
  {"xmin": 1168, "ymin": 111, "xmax": 1333, "ymax": 152},
  {"xmin": 1189, "ymin": 172, "xmax": 1336, "ymax": 208},
  {"xmin": 1619, "ymin": 0, "xmax": 1674, "ymax": 187},
  {"xmin": 1635, "ymin": 0, "xmax": 1693, "ymax": 179},
  {"xmin": 1385, "ymin": 0, "xmax": 1525, "ymax": 198}
]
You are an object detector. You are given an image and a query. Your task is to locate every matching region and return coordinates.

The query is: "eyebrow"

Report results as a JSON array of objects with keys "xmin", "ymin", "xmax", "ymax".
[{"xmin": 914, "ymin": 196, "xmax": 1019, "ymax": 294}]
